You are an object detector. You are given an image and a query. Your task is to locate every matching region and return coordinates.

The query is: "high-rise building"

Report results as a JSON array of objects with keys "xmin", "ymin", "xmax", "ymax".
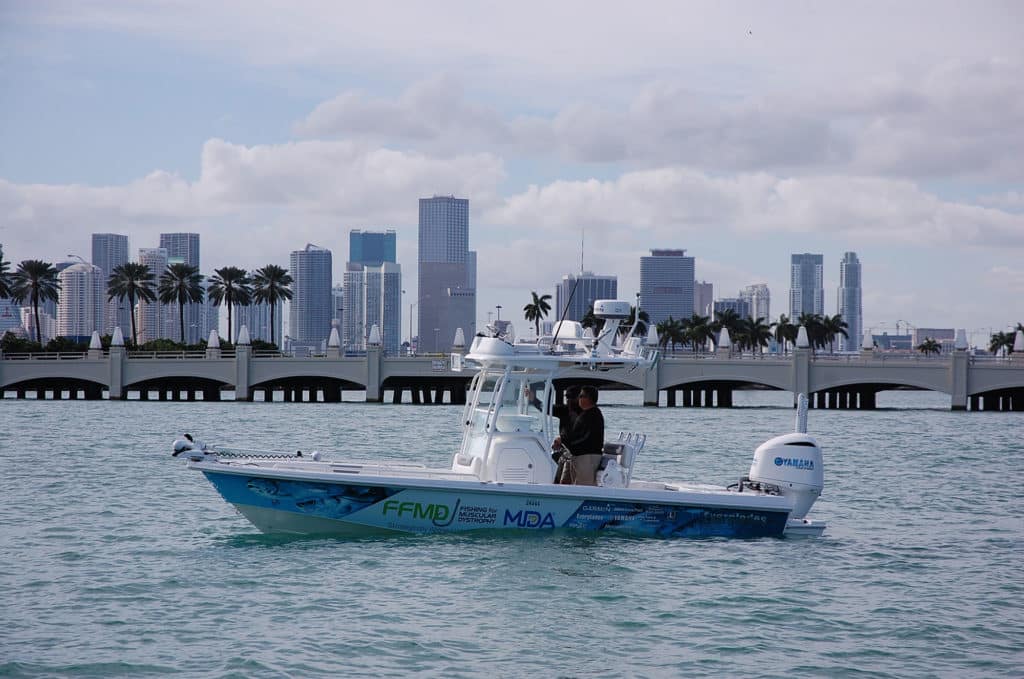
[
  {"xmin": 56, "ymin": 262, "xmax": 105, "ymax": 341},
  {"xmin": 713, "ymin": 297, "xmax": 752, "ymax": 320},
  {"xmin": 136, "ymin": 248, "xmax": 169, "ymax": 343},
  {"xmin": 332, "ymin": 284, "xmax": 344, "ymax": 328},
  {"xmin": 160, "ymin": 233, "xmax": 202, "ymax": 344},
  {"xmin": 789, "ymin": 253, "xmax": 824, "ymax": 319},
  {"xmin": 345, "ymin": 230, "xmax": 401, "ymax": 354},
  {"xmin": 555, "ymin": 272, "xmax": 618, "ymax": 322},
  {"xmin": 740, "ymin": 283, "xmax": 771, "ymax": 321},
  {"xmin": 418, "ymin": 196, "xmax": 476, "ymax": 352},
  {"xmin": 837, "ymin": 252, "xmax": 862, "ymax": 352},
  {"xmin": 198, "ymin": 278, "xmax": 218, "ymax": 342},
  {"xmin": 639, "ymin": 249, "xmax": 695, "ymax": 327},
  {"xmin": 694, "ymin": 281, "xmax": 714, "ymax": 318},
  {"xmin": 345, "ymin": 262, "xmax": 402, "ymax": 354},
  {"xmin": 235, "ymin": 301, "xmax": 282, "ymax": 344},
  {"xmin": 289, "ymin": 244, "xmax": 333, "ymax": 350},
  {"xmin": 349, "ymin": 229, "xmax": 396, "ymax": 267},
  {"xmin": 92, "ymin": 233, "xmax": 130, "ymax": 334}
]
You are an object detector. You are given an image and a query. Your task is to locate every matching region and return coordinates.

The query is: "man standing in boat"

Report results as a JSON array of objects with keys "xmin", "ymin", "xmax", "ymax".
[
  {"xmin": 550, "ymin": 385, "xmax": 582, "ymax": 483},
  {"xmin": 557, "ymin": 385, "xmax": 605, "ymax": 485}
]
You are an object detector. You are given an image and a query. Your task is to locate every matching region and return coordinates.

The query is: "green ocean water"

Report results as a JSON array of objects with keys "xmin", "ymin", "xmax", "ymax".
[{"xmin": 1, "ymin": 392, "xmax": 1021, "ymax": 678}]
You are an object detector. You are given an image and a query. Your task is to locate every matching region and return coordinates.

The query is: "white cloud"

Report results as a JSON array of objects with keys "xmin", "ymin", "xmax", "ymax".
[{"xmin": 291, "ymin": 57, "xmax": 1024, "ymax": 184}]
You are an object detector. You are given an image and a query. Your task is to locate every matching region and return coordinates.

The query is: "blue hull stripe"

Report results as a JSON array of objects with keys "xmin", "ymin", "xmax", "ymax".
[{"xmin": 203, "ymin": 471, "xmax": 788, "ymax": 538}]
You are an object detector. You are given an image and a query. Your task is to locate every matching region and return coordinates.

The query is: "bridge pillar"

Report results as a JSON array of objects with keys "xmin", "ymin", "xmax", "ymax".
[
  {"xmin": 860, "ymin": 390, "xmax": 876, "ymax": 410},
  {"xmin": 666, "ymin": 390, "xmax": 676, "ymax": 407},
  {"xmin": 411, "ymin": 388, "xmax": 421, "ymax": 405},
  {"xmin": 391, "ymin": 388, "xmax": 402, "ymax": 404},
  {"xmin": 717, "ymin": 388, "xmax": 732, "ymax": 408},
  {"xmin": 366, "ymin": 346, "xmax": 383, "ymax": 402},
  {"xmin": 108, "ymin": 346, "xmax": 125, "ymax": 399},
  {"xmin": 234, "ymin": 345, "xmax": 251, "ymax": 401},
  {"xmin": 969, "ymin": 394, "xmax": 980, "ymax": 411},
  {"xmin": 1011, "ymin": 393, "xmax": 1024, "ymax": 412},
  {"xmin": 643, "ymin": 363, "xmax": 659, "ymax": 407},
  {"xmin": 950, "ymin": 350, "xmax": 968, "ymax": 410}
]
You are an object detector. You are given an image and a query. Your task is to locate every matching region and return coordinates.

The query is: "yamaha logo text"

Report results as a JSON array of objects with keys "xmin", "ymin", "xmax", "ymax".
[{"xmin": 774, "ymin": 457, "xmax": 815, "ymax": 470}]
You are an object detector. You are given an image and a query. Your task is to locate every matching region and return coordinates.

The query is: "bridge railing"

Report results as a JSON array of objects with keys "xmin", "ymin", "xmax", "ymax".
[
  {"xmin": 126, "ymin": 351, "xmax": 232, "ymax": 359},
  {"xmin": 0, "ymin": 352, "xmax": 89, "ymax": 360}
]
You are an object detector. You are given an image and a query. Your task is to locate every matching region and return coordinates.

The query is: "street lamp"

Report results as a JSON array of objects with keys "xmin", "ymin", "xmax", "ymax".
[{"xmin": 434, "ymin": 327, "xmax": 439, "ymax": 353}]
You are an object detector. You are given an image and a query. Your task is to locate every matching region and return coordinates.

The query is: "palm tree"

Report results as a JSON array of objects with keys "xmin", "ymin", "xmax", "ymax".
[
  {"xmin": 619, "ymin": 306, "xmax": 650, "ymax": 341},
  {"xmin": 252, "ymin": 264, "xmax": 293, "ymax": 346},
  {"xmin": 0, "ymin": 245, "xmax": 11, "ymax": 300},
  {"xmin": 522, "ymin": 291, "xmax": 552, "ymax": 337},
  {"xmin": 772, "ymin": 314, "xmax": 797, "ymax": 354},
  {"xmin": 822, "ymin": 314, "xmax": 849, "ymax": 353},
  {"xmin": 656, "ymin": 316, "xmax": 685, "ymax": 353},
  {"xmin": 916, "ymin": 337, "xmax": 941, "ymax": 355},
  {"xmin": 580, "ymin": 305, "xmax": 605, "ymax": 335},
  {"xmin": 989, "ymin": 331, "xmax": 1013, "ymax": 355},
  {"xmin": 157, "ymin": 263, "xmax": 205, "ymax": 344},
  {"xmin": 685, "ymin": 313, "xmax": 714, "ymax": 354},
  {"xmin": 207, "ymin": 266, "xmax": 252, "ymax": 343},
  {"xmin": 742, "ymin": 316, "xmax": 773, "ymax": 354},
  {"xmin": 11, "ymin": 260, "xmax": 61, "ymax": 345},
  {"xmin": 798, "ymin": 312, "xmax": 826, "ymax": 353},
  {"xmin": 107, "ymin": 263, "xmax": 157, "ymax": 348}
]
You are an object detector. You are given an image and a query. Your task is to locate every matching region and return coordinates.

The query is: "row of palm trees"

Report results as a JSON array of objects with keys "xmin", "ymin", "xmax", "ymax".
[
  {"xmin": 989, "ymin": 323, "xmax": 1024, "ymax": 355},
  {"xmin": 0, "ymin": 247, "xmax": 294, "ymax": 348},
  {"xmin": 106, "ymin": 263, "xmax": 294, "ymax": 347}
]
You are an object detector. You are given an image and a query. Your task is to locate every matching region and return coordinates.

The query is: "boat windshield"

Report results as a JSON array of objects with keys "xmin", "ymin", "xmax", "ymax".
[{"xmin": 465, "ymin": 371, "xmax": 552, "ymax": 436}]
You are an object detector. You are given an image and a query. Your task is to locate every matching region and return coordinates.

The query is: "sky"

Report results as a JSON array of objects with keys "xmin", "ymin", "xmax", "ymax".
[{"xmin": 1, "ymin": 1, "xmax": 1022, "ymax": 346}]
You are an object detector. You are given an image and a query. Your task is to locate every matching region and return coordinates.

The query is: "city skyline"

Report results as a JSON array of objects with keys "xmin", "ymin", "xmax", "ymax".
[{"xmin": 1, "ymin": 3, "xmax": 1022, "ymax": 346}]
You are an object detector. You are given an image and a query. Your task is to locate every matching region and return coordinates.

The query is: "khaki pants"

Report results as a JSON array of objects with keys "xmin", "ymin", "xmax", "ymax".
[{"xmin": 558, "ymin": 453, "xmax": 603, "ymax": 486}]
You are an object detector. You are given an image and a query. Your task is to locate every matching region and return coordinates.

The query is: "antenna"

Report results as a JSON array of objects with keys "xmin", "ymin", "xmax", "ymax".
[{"xmin": 580, "ymin": 229, "xmax": 584, "ymax": 275}]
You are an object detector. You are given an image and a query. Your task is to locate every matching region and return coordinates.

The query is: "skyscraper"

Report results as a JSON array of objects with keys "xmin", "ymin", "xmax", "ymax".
[
  {"xmin": 136, "ymin": 248, "xmax": 169, "ymax": 343},
  {"xmin": 92, "ymin": 233, "xmax": 130, "ymax": 334},
  {"xmin": 345, "ymin": 231, "xmax": 402, "ymax": 354},
  {"xmin": 235, "ymin": 301, "xmax": 282, "ymax": 344},
  {"xmin": 789, "ymin": 253, "xmax": 824, "ymax": 319},
  {"xmin": 418, "ymin": 196, "xmax": 476, "ymax": 352},
  {"xmin": 739, "ymin": 283, "xmax": 771, "ymax": 321},
  {"xmin": 555, "ymin": 272, "xmax": 618, "ymax": 322},
  {"xmin": 837, "ymin": 252, "xmax": 862, "ymax": 352},
  {"xmin": 160, "ymin": 233, "xmax": 202, "ymax": 343},
  {"xmin": 694, "ymin": 281, "xmax": 714, "ymax": 318},
  {"xmin": 349, "ymin": 229, "xmax": 396, "ymax": 266},
  {"xmin": 56, "ymin": 262, "xmax": 105, "ymax": 341},
  {"xmin": 289, "ymin": 244, "xmax": 333, "ymax": 350},
  {"xmin": 639, "ymin": 249, "xmax": 695, "ymax": 327}
]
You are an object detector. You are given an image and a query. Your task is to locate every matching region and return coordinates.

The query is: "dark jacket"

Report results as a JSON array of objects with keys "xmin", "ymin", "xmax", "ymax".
[
  {"xmin": 563, "ymin": 406, "xmax": 604, "ymax": 457},
  {"xmin": 552, "ymin": 402, "xmax": 580, "ymax": 439}
]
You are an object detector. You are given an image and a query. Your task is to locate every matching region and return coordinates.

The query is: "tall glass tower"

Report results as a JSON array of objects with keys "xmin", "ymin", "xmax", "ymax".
[
  {"xmin": 554, "ymin": 272, "xmax": 618, "ymax": 322},
  {"xmin": 639, "ymin": 249, "xmax": 695, "ymax": 327},
  {"xmin": 160, "ymin": 233, "xmax": 202, "ymax": 343},
  {"xmin": 56, "ymin": 262, "xmax": 105, "ymax": 341},
  {"xmin": 92, "ymin": 233, "xmax": 130, "ymax": 334},
  {"xmin": 418, "ymin": 196, "xmax": 475, "ymax": 353},
  {"xmin": 289, "ymin": 244, "xmax": 333, "ymax": 350},
  {"xmin": 837, "ymin": 252, "xmax": 862, "ymax": 352},
  {"xmin": 345, "ymin": 230, "xmax": 401, "ymax": 354},
  {"xmin": 789, "ymin": 253, "xmax": 824, "ymax": 319},
  {"xmin": 136, "ymin": 247, "xmax": 169, "ymax": 343}
]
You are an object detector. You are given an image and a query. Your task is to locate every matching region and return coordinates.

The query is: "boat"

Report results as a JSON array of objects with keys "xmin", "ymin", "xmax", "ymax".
[{"xmin": 174, "ymin": 300, "xmax": 826, "ymax": 538}]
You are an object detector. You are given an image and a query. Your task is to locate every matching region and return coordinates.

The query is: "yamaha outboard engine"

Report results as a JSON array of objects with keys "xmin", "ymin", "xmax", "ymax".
[{"xmin": 747, "ymin": 395, "xmax": 823, "ymax": 519}]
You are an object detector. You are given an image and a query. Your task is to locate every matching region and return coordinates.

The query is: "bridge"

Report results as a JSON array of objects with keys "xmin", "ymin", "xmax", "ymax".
[{"xmin": 2, "ymin": 342, "xmax": 1022, "ymax": 411}]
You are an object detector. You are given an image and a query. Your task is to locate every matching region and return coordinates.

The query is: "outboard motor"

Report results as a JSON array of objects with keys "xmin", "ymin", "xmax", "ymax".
[{"xmin": 746, "ymin": 395, "xmax": 823, "ymax": 519}]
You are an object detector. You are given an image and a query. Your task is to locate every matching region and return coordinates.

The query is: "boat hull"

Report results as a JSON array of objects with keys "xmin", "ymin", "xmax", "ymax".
[{"xmin": 201, "ymin": 469, "xmax": 791, "ymax": 539}]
